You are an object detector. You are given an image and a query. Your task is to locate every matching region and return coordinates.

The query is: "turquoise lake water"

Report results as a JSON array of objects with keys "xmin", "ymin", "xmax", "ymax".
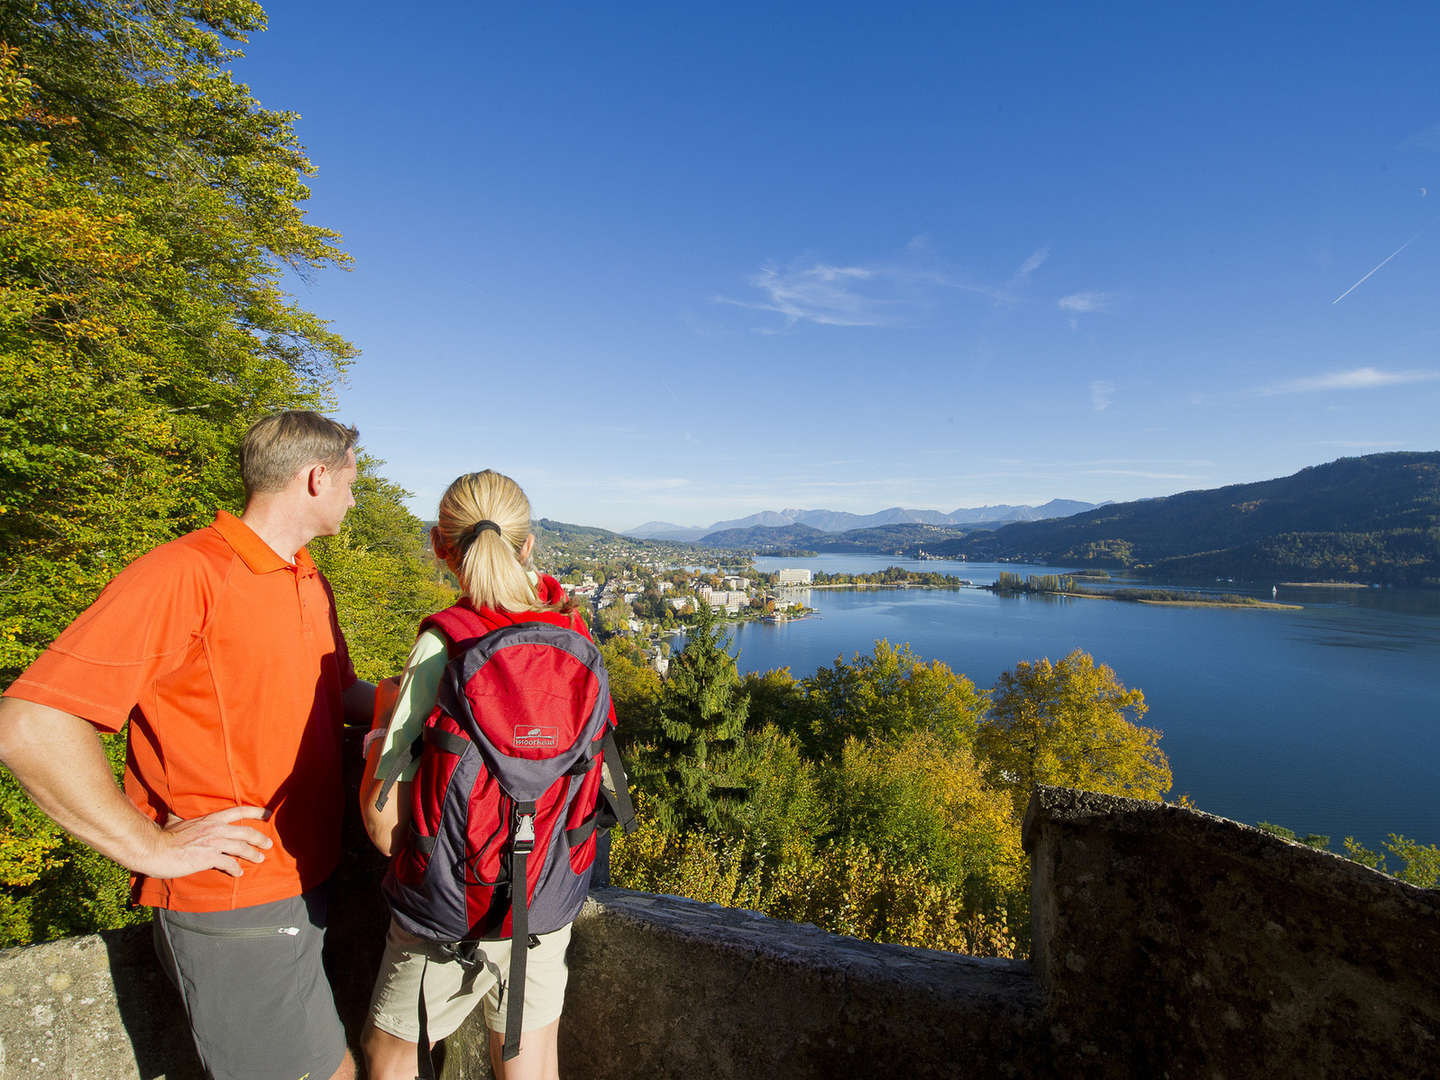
[{"xmin": 708, "ymin": 554, "xmax": 1440, "ymax": 851}]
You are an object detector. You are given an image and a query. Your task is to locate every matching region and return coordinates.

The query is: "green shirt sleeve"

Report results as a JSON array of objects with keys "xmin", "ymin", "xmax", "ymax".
[{"xmin": 374, "ymin": 628, "xmax": 449, "ymax": 783}]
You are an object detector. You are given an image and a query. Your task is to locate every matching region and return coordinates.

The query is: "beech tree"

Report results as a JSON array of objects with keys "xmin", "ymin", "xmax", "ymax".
[
  {"xmin": 0, "ymin": 2, "xmax": 445, "ymax": 945},
  {"xmin": 0, "ymin": 2, "xmax": 355, "ymax": 685},
  {"xmin": 977, "ymin": 649, "xmax": 1172, "ymax": 813},
  {"xmin": 802, "ymin": 639, "xmax": 986, "ymax": 758},
  {"xmin": 824, "ymin": 729, "xmax": 1026, "ymax": 914}
]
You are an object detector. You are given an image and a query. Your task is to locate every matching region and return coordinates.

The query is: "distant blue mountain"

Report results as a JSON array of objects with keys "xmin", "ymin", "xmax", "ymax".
[
  {"xmin": 626, "ymin": 499, "xmax": 1100, "ymax": 540},
  {"xmin": 624, "ymin": 520, "xmax": 711, "ymax": 542}
]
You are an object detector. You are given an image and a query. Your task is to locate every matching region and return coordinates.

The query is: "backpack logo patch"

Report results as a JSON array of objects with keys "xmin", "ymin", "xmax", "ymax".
[{"xmin": 514, "ymin": 725, "xmax": 559, "ymax": 748}]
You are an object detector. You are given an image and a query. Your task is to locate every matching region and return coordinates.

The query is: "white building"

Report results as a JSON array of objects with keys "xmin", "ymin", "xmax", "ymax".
[
  {"xmin": 707, "ymin": 590, "xmax": 748, "ymax": 613},
  {"xmin": 776, "ymin": 568, "xmax": 813, "ymax": 585}
]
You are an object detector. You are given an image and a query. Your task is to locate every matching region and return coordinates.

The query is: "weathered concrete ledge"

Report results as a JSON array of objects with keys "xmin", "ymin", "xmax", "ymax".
[
  {"xmin": 444, "ymin": 889, "xmax": 1040, "ymax": 1079},
  {"xmin": 1024, "ymin": 785, "xmax": 1440, "ymax": 1078}
]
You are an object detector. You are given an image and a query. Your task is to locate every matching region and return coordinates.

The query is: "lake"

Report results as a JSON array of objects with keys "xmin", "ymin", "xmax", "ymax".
[{"xmin": 707, "ymin": 555, "xmax": 1440, "ymax": 852}]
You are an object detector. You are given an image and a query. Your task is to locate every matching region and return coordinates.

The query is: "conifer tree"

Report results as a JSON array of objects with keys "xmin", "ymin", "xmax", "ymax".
[{"xmin": 645, "ymin": 602, "xmax": 751, "ymax": 833}]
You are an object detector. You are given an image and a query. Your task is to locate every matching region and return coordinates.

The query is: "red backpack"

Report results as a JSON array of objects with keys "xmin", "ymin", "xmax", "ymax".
[{"xmin": 378, "ymin": 595, "xmax": 634, "ymax": 1065}]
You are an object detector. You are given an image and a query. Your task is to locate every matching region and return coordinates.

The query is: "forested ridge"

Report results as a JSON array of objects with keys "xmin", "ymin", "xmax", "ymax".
[{"xmin": 947, "ymin": 453, "xmax": 1440, "ymax": 584}]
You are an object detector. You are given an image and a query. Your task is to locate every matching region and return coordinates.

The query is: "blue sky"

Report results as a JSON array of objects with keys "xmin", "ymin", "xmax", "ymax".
[{"xmin": 234, "ymin": 2, "xmax": 1439, "ymax": 532}]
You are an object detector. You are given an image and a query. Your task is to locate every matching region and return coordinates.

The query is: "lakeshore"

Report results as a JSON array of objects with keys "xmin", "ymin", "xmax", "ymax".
[
  {"xmin": 800, "ymin": 581, "xmax": 971, "ymax": 590},
  {"xmin": 1135, "ymin": 598, "xmax": 1302, "ymax": 610}
]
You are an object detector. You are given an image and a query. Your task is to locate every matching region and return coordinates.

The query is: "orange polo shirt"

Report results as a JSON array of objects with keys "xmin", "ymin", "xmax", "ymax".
[{"xmin": 5, "ymin": 511, "xmax": 356, "ymax": 912}]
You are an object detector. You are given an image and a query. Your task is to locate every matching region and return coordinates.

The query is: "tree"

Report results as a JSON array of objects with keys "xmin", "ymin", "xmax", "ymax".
[
  {"xmin": 1343, "ymin": 834, "xmax": 1440, "ymax": 887},
  {"xmin": 978, "ymin": 649, "xmax": 1171, "ymax": 813},
  {"xmin": 0, "ymin": 3, "xmax": 355, "ymax": 686},
  {"xmin": 730, "ymin": 725, "xmax": 829, "ymax": 858},
  {"xmin": 598, "ymin": 638, "xmax": 663, "ymax": 747},
  {"xmin": 801, "ymin": 640, "xmax": 987, "ymax": 759},
  {"xmin": 0, "ymin": 1, "xmax": 394, "ymax": 945},
  {"xmin": 742, "ymin": 666, "xmax": 814, "ymax": 740},
  {"xmin": 823, "ymin": 730, "xmax": 1026, "ymax": 915},
  {"xmin": 639, "ymin": 603, "xmax": 751, "ymax": 832},
  {"xmin": 309, "ymin": 458, "xmax": 454, "ymax": 683}
]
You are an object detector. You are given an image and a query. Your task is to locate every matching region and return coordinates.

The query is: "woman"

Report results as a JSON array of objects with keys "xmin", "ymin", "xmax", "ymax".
[{"xmin": 359, "ymin": 469, "xmax": 603, "ymax": 1080}]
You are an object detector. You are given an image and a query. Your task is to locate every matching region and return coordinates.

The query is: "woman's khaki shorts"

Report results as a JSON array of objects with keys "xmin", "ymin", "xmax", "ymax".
[{"xmin": 367, "ymin": 918, "xmax": 572, "ymax": 1040}]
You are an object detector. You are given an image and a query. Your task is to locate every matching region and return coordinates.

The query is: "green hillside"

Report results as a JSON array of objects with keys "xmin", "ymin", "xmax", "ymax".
[{"xmin": 940, "ymin": 453, "xmax": 1440, "ymax": 585}]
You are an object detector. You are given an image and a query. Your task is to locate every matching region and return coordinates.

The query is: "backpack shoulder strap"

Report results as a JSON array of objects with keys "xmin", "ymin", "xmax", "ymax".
[
  {"xmin": 374, "ymin": 614, "xmax": 481, "ymax": 812},
  {"xmin": 420, "ymin": 602, "xmax": 491, "ymax": 654}
]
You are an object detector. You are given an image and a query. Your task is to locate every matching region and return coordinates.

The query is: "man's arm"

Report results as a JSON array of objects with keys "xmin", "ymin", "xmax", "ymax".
[{"xmin": 0, "ymin": 698, "xmax": 271, "ymax": 878}]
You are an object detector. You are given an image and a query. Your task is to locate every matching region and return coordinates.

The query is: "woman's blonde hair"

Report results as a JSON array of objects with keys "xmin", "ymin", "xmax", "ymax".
[{"xmin": 436, "ymin": 470, "xmax": 566, "ymax": 614}]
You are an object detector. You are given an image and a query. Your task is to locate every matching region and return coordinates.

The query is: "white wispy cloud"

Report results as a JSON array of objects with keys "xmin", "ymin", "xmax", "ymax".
[
  {"xmin": 1012, "ymin": 246, "xmax": 1049, "ymax": 283},
  {"xmin": 1259, "ymin": 367, "xmax": 1440, "ymax": 395},
  {"xmin": 715, "ymin": 262, "xmax": 892, "ymax": 327},
  {"xmin": 1058, "ymin": 291, "xmax": 1113, "ymax": 313},
  {"xmin": 716, "ymin": 243, "xmax": 1024, "ymax": 330},
  {"xmin": 1401, "ymin": 122, "xmax": 1440, "ymax": 151},
  {"xmin": 1089, "ymin": 379, "xmax": 1116, "ymax": 411}
]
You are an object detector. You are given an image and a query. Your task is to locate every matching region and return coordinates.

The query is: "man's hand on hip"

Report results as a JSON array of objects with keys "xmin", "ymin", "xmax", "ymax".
[{"xmin": 148, "ymin": 807, "xmax": 273, "ymax": 879}]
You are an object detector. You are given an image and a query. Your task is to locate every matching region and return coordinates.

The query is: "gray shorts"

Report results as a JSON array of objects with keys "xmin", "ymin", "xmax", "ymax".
[
  {"xmin": 153, "ymin": 888, "xmax": 347, "ymax": 1080},
  {"xmin": 368, "ymin": 918, "xmax": 572, "ymax": 1040}
]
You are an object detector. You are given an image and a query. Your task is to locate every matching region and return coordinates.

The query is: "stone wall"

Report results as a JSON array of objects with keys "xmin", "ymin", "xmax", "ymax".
[
  {"xmin": 1, "ymin": 787, "xmax": 1436, "ymax": 1078},
  {"xmin": 443, "ymin": 891, "xmax": 1039, "ymax": 1080},
  {"xmin": 1024, "ymin": 785, "xmax": 1440, "ymax": 1078}
]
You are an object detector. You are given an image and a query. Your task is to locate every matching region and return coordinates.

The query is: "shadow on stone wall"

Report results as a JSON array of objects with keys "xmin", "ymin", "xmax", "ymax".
[{"xmin": 0, "ymin": 786, "xmax": 1435, "ymax": 1078}]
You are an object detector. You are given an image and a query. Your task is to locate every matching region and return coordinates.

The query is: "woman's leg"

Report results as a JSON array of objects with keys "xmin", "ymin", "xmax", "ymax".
[{"xmin": 488, "ymin": 1018, "xmax": 560, "ymax": 1080}]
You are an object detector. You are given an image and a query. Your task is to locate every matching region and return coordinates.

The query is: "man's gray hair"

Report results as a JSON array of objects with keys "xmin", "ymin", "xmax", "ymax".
[{"xmin": 240, "ymin": 411, "xmax": 359, "ymax": 498}]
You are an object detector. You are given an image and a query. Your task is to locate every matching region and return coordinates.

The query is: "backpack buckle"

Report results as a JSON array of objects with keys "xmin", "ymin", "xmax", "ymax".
[{"xmin": 512, "ymin": 810, "xmax": 536, "ymax": 855}]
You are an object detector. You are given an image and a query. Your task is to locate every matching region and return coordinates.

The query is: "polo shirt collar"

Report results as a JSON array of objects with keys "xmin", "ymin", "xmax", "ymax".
[{"xmin": 212, "ymin": 511, "xmax": 317, "ymax": 577}]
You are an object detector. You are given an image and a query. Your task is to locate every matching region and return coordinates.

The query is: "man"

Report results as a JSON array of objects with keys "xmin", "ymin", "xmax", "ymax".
[{"xmin": 0, "ymin": 410, "xmax": 375, "ymax": 1080}]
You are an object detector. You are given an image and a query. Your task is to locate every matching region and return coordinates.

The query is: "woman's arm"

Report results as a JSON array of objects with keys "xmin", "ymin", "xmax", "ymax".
[
  {"xmin": 359, "ymin": 677, "xmax": 406, "ymax": 855},
  {"xmin": 359, "ymin": 630, "xmax": 449, "ymax": 856}
]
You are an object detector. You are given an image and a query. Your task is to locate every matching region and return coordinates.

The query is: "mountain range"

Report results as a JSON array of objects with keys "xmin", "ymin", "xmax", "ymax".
[
  {"xmin": 939, "ymin": 451, "xmax": 1439, "ymax": 584},
  {"xmin": 626, "ymin": 499, "xmax": 1100, "ymax": 542}
]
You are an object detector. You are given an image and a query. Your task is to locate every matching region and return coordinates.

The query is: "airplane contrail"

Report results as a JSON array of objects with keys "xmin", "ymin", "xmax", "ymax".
[{"xmin": 1331, "ymin": 227, "xmax": 1427, "ymax": 304}]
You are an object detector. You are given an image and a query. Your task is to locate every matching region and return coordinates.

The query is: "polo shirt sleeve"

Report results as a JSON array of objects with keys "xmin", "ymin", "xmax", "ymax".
[
  {"xmin": 374, "ymin": 629, "xmax": 448, "ymax": 783},
  {"xmin": 4, "ymin": 545, "xmax": 212, "ymax": 733}
]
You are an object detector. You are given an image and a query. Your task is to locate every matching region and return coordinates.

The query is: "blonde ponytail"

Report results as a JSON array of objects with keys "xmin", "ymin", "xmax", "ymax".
[{"xmin": 435, "ymin": 471, "xmax": 566, "ymax": 614}]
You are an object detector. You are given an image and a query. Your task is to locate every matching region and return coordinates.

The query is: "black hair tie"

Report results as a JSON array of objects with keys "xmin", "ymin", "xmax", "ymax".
[{"xmin": 465, "ymin": 519, "xmax": 502, "ymax": 547}]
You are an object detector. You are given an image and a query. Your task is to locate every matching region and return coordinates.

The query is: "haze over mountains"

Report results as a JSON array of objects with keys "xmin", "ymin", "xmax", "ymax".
[{"xmin": 627, "ymin": 500, "xmax": 1101, "ymax": 542}]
